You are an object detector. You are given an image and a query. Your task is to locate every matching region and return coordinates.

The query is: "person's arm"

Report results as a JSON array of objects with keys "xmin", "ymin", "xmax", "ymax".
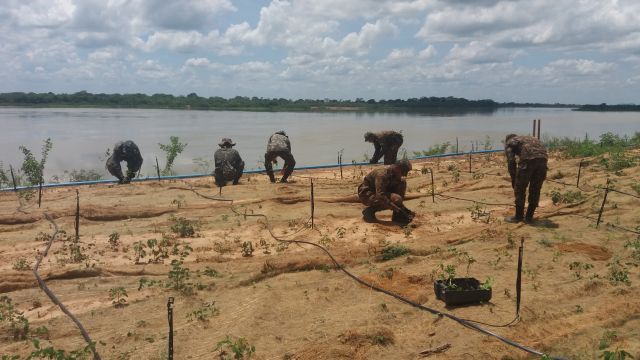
[
  {"xmin": 505, "ymin": 147, "xmax": 517, "ymax": 188},
  {"xmin": 370, "ymin": 142, "xmax": 382, "ymax": 163},
  {"xmin": 285, "ymin": 137, "xmax": 291, "ymax": 152}
]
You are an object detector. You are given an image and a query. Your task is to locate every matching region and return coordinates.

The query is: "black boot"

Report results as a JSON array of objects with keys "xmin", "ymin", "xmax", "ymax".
[
  {"xmin": 504, "ymin": 205, "xmax": 524, "ymax": 223},
  {"xmin": 525, "ymin": 206, "xmax": 536, "ymax": 223},
  {"xmin": 362, "ymin": 207, "xmax": 378, "ymax": 223},
  {"xmin": 392, "ymin": 210, "xmax": 413, "ymax": 225}
]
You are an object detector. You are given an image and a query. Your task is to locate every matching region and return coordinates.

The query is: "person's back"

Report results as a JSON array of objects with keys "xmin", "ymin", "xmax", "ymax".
[
  {"xmin": 107, "ymin": 140, "xmax": 143, "ymax": 184},
  {"xmin": 504, "ymin": 134, "xmax": 548, "ymax": 223},
  {"xmin": 267, "ymin": 133, "xmax": 291, "ymax": 153},
  {"xmin": 264, "ymin": 131, "xmax": 295, "ymax": 183},
  {"xmin": 506, "ymin": 136, "xmax": 547, "ymax": 161},
  {"xmin": 365, "ymin": 130, "xmax": 403, "ymax": 164},
  {"xmin": 214, "ymin": 138, "xmax": 244, "ymax": 185}
]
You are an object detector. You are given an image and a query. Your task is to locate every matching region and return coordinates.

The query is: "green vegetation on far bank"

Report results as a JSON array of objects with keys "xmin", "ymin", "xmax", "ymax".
[
  {"xmin": 0, "ymin": 91, "xmax": 574, "ymax": 113},
  {"xmin": 575, "ymin": 103, "xmax": 640, "ymax": 112}
]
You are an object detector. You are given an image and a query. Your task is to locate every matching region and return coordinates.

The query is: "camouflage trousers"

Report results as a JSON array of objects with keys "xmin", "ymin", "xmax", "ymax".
[
  {"xmin": 214, "ymin": 161, "xmax": 245, "ymax": 186},
  {"xmin": 358, "ymin": 181, "xmax": 406, "ymax": 211},
  {"xmin": 106, "ymin": 157, "xmax": 142, "ymax": 183},
  {"xmin": 382, "ymin": 144, "xmax": 401, "ymax": 165},
  {"xmin": 514, "ymin": 158, "xmax": 548, "ymax": 216},
  {"xmin": 265, "ymin": 151, "xmax": 296, "ymax": 182}
]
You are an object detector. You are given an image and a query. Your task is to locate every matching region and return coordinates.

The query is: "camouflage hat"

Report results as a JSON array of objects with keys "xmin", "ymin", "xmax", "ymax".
[
  {"xmin": 364, "ymin": 132, "xmax": 375, "ymax": 141},
  {"xmin": 395, "ymin": 159, "xmax": 412, "ymax": 175},
  {"xmin": 505, "ymin": 134, "xmax": 517, "ymax": 143},
  {"xmin": 275, "ymin": 130, "xmax": 287, "ymax": 136},
  {"xmin": 218, "ymin": 138, "xmax": 236, "ymax": 147}
]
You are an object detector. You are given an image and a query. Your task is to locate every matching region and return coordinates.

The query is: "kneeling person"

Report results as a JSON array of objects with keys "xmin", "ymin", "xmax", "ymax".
[
  {"xmin": 214, "ymin": 138, "xmax": 245, "ymax": 186},
  {"xmin": 106, "ymin": 140, "xmax": 143, "ymax": 184},
  {"xmin": 358, "ymin": 159, "xmax": 415, "ymax": 224}
]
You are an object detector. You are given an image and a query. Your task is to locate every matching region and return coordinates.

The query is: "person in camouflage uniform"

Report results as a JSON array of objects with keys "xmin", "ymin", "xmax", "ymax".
[
  {"xmin": 264, "ymin": 131, "xmax": 296, "ymax": 183},
  {"xmin": 364, "ymin": 131, "xmax": 404, "ymax": 165},
  {"xmin": 358, "ymin": 159, "xmax": 415, "ymax": 224},
  {"xmin": 504, "ymin": 134, "xmax": 548, "ymax": 223},
  {"xmin": 214, "ymin": 138, "xmax": 245, "ymax": 186},
  {"xmin": 106, "ymin": 140, "xmax": 143, "ymax": 184}
]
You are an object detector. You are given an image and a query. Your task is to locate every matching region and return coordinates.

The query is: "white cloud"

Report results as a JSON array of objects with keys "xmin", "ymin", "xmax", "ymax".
[
  {"xmin": 418, "ymin": 45, "xmax": 437, "ymax": 59},
  {"xmin": 544, "ymin": 59, "xmax": 616, "ymax": 76}
]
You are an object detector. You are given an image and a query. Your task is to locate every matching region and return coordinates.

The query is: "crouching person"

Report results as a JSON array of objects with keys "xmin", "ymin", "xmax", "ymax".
[
  {"xmin": 214, "ymin": 138, "xmax": 245, "ymax": 186},
  {"xmin": 358, "ymin": 159, "xmax": 415, "ymax": 224}
]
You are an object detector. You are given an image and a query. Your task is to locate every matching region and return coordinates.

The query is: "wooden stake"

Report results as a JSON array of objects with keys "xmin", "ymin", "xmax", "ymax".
[
  {"xmin": 532, "ymin": 119, "xmax": 536, "ymax": 138},
  {"xmin": 596, "ymin": 179, "xmax": 610, "ymax": 229},
  {"xmin": 576, "ymin": 159, "xmax": 584, "ymax": 187},
  {"xmin": 155, "ymin": 157, "xmax": 161, "ymax": 182},
  {"xmin": 468, "ymin": 152, "xmax": 472, "ymax": 173},
  {"xmin": 75, "ymin": 190, "xmax": 80, "ymax": 240},
  {"xmin": 338, "ymin": 151, "xmax": 343, "ymax": 180},
  {"xmin": 38, "ymin": 179, "xmax": 43, "ymax": 208},
  {"xmin": 167, "ymin": 297, "xmax": 174, "ymax": 360},
  {"xmin": 310, "ymin": 179, "xmax": 315, "ymax": 229},
  {"xmin": 9, "ymin": 164, "xmax": 17, "ymax": 191},
  {"xmin": 456, "ymin": 137, "xmax": 459, "ymax": 153},
  {"xmin": 516, "ymin": 237, "xmax": 524, "ymax": 316},
  {"xmin": 428, "ymin": 168, "xmax": 435, "ymax": 203},
  {"xmin": 537, "ymin": 119, "xmax": 541, "ymax": 140}
]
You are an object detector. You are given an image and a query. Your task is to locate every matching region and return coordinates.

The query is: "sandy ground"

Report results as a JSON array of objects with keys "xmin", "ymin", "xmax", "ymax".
[{"xmin": 1, "ymin": 152, "xmax": 639, "ymax": 360}]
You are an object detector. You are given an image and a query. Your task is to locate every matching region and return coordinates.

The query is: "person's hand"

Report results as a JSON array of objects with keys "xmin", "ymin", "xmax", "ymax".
[{"xmin": 369, "ymin": 159, "xmax": 377, "ymax": 164}]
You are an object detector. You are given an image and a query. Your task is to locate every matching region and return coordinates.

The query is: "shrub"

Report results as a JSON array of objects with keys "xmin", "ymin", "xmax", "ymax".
[
  {"xmin": 158, "ymin": 136, "xmax": 187, "ymax": 176},
  {"xmin": 379, "ymin": 245, "xmax": 410, "ymax": 261},
  {"xmin": 550, "ymin": 189, "xmax": 585, "ymax": 205},
  {"xmin": 170, "ymin": 216, "xmax": 199, "ymax": 238},
  {"xmin": 215, "ymin": 336, "xmax": 255, "ymax": 359}
]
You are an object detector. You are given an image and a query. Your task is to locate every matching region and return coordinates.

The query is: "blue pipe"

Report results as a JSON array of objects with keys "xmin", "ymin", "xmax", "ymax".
[{"xmin": 0, "ymin": 149, "xmax": 503, "ymax": 192}]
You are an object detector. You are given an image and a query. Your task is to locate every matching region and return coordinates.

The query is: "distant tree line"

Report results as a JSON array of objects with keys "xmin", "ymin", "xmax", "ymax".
[
  {"xmin": 575, "ymin": 103, "xmax": 640, "ymax": 112},
  {"xmin": 0, "ymin": 91, "xmax": 505, "ymax": 112}
]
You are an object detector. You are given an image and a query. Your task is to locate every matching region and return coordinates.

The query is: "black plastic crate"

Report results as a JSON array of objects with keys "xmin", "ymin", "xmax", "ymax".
[{"xmin": 434, "ymin": 277, "xmax": 492, "ymax": 306}]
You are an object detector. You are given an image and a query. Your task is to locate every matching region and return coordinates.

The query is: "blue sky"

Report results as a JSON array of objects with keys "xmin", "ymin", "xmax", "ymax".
[{"xmin": 1, "ymin": 0, "xmax": 639, "ymax": 104}]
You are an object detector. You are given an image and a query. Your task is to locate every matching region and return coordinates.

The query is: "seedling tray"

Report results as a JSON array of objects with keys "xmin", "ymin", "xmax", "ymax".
[{"xmin": 434, "ymin": 277, "xmax": 492, "ymax": 306}]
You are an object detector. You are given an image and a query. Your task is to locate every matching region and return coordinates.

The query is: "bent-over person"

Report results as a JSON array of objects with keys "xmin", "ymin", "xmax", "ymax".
[
  {"xmin": 106, "ymin": 140, "xmax": 143, "ymax": 184},
  {"xmin": 364, "ymin": 130, "xmax": 404, "ymax": 165},
  {"xmin": 214, "ymin": 138, "xmax": 244, "ymax": 186},
  {"xmin": 358, "ymin": 159, "xmax": 415, "ymax": 224},
  {"xmin": 265, "ymin": 130, "xmax": 296, "ymax": 183},
  {"xmin": 504, "ymin": 134, "xmax": 548, "ymax": 223}
]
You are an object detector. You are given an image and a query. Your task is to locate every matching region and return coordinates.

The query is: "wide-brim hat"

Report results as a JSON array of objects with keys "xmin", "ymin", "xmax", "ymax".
[{"xmin": 219, "ymin": 138, "xmax": 236, "ymax": 147}]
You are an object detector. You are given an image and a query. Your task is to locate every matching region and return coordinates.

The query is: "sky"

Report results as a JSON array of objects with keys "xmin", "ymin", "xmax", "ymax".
[{"xmin": 1, "ymin": 0, "xmax": 640, "ymax": 104}]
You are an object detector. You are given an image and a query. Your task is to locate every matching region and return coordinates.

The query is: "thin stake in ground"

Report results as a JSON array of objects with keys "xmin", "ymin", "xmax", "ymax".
[{"xmin": 596, "ymin": 179, "xmax": 610, "ymax": 228}]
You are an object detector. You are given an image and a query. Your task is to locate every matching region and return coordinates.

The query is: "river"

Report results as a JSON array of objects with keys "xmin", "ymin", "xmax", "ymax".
[{"xmin": 0, "ymin": 107, "xmax": 638, "ymax": 181}]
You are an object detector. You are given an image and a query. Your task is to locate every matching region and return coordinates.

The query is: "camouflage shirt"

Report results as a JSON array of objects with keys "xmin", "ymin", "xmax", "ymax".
[
  {"xmin": 372, "ymin": 131, "xmax": 403, "ymax": 146},
  {"xmin": 214, "ymin": 148, "xmax": 243, "ymax": 171},
  {"xmin": 112, "ymin": 140, "xmax": 142, "ymax": 163},
  {"xmin": 267, "ymin": 133, "xmax": 291, "ymax": 153},
  {"xmin": 360, "ymin": 167, "xmax": 403, "ymax": 197},
  {"xmin": 505, "ymin": 136, "xmax": 548, "ymax": 162}
]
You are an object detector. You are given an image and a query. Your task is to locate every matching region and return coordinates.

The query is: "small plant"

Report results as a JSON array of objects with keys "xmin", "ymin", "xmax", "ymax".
[
  {"xmin": 158, "ymin": 136, "xmax": 187, "ymax": 176},
  {"xmin": 241, "ymin": 241, "xmax": 253, "ymax": 257},
  {"xmin": 607, "ymin": 257, "xmax": 630, "ymax": 286},
  {"xmin": 624, "ymin": 239, "xmax": 640, "ymax": 261},
  {"xmin": 550, "ymin": 189, "xmax": 585, "ymax": 205},
  {"xmin": 379, "ymin": 245, "xmax": 410, "ymax": 261},
  {"xmin": 12, "ymin": 258, "xmax": 30, "ymax": 271},
  {"xmin": 109, "ymin": 287, "xmax": 128, "ymax": 308},
  {"xmin": 186, "ymin": 301, "xmax": 220, "ymax": 322},
  {"xmin": 569, "ymin": 261, "xmax": 594, "ymax": 279},
  {"xmin": 598, "ymin": 330, "xmax": 618, "ymax": 350},
  {"xmin": 319, "ymin": 234, "xmax": 333, "ymax": 247},
  {"xmin": 203, "ymin": 267, "xmax": 223, "ymax": 278},
  {"xmin": 335, "ymin": 226, "xmax": 347, "ymax": 239},
  {"xmin": 108, "ymin": 231, "xmax": 120, "ymax": 250},
  {"xmin": 170, "ymin": 216, "xmax": 199, "ymax": 238},
  {"xmin": 480, "ymin": 277, "xmax": 493, "ymax": 290},
  {"xmin": 468, "ymin": 202, "xmax": 489, "ymax": 222},
  {"xmin": 537, "ymin": 238, "xmax": 553, "ymax": 247},
  {"xmin": 575, "ymin": 305, "xmax": 584, "ymax": 313},
  {"xmin": 215, "ymin": 336, "xmax": 255, "ymax": 359},
  {"xmin": 133, "ymin": 241, "xmax": 147, "ymax": 264},
  {"xmin": 472, "ymin": 172, "xmax": 484, "ymax": 180},
  {"xmin": 1, "ymin": 296, "xmax": 30, "ymax": 341},
  {"xmin": 171, "ymin": 198, "xmax": 186, "ymax": 209},
  {"xmin": 600, "ymin": 348, "xmax": 634, "ymax": 360},
  {"xmin": 438, "ymin": 263, "xmax": 457, "ymax": 289}
]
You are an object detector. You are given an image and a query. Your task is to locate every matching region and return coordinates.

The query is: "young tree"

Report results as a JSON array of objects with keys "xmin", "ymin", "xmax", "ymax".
[{"xmin": 158, "ymin": 136, "xmax": 187, "ymax": 176}]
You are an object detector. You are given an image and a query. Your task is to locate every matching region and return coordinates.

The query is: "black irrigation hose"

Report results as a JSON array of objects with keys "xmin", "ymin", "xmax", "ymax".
[
  {"xmin": 609, "ymin": 188, "xmax": 640, "ymax": 200},
  {"xmin": 436, "ymin": 193, "xmax": 515, "ymax": 207},
  {"xmin": 179, "ymin": 186, "xmax": 565, "ymax": 360}
]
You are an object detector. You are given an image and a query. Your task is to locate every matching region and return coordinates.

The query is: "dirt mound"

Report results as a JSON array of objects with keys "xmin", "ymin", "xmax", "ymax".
[
  {"xmin": 360, "ymin": 270, "xmax": 430, "ymax": 304},
  {"xmin": 0, "ymin": 213, "xmax": 40, "ymax": 225},
  {"xmin": 81, "ymin": 205, "xmax": 175, "ymax": 221},
  {"xmin": 557, "ymin": 242, "xmax": 612, "ymax": 261}
]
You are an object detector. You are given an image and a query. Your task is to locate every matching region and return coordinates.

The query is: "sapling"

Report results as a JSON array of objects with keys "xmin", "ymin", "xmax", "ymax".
[
  {"xmin": 158, "ymin": 136, "xmax": 187, "ymax": 176},
  {"xmin": 109, "ymin": 287, "xmax": 128, "ymax": 308}
]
